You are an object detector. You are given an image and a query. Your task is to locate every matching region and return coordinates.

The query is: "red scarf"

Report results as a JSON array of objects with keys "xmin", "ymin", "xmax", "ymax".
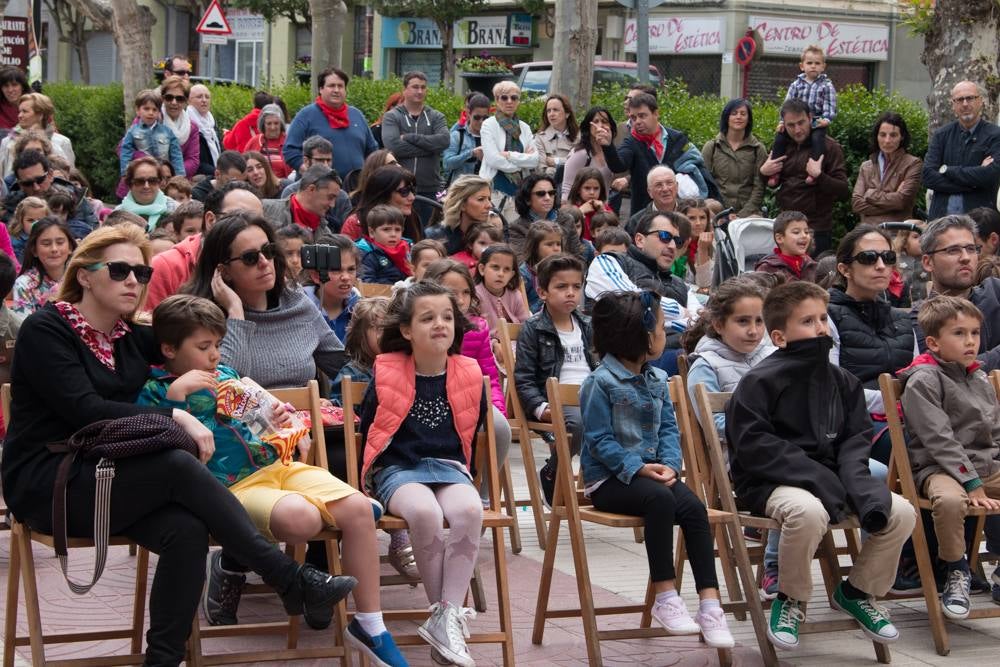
[
  {"xmin": 773, "ymin": 246, "xmax": 805, "ymax": 278},
  {"xmin": 315, "ymin": 96, "xmax": 350, "ymax": 129},
  {"xmin": 289, "ymin": 193, "xmax": 321, "ymax": 231},
  {"xmin": 631, "ymin": 126, "xmax": 664, "ymax": 160},
  {"xmin": 370, "ymin": 238, "xmax": 412, "ymax": 276},
  {"xmin": 687, "ymin": 237, "xmax": 699, "ymax": 266},
  {"xmin": 888, "ymin": 269, "xmax": 905, "ymax": 299}
]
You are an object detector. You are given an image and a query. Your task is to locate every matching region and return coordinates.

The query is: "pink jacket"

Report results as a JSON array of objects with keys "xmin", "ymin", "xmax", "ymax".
[
  {"xmin": 463, "ymin": 315, "xmax": 506, "ymax": 415},
  {"xmin": 475, "ymin": 283, "xmax": 530, "ymax": 334}
]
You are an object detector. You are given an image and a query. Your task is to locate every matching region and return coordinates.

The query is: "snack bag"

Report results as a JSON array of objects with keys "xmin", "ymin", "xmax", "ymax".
[{"xmin": 216, "ymin": 376, "xmax": 310, "ymax": 464}]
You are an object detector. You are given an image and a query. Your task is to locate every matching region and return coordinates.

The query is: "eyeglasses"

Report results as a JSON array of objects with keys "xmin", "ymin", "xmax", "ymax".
[
  {"xmin": 927, "ymin": 243, "xmax": 982, "ymax": 258},
  {"xmin": 222, "ymin": 242, "xmax": 278, "ymax": 266},
  {"xmin": 306, "ymin": 155, "xmax": 333, "ymax": 165},
  {"xmin": 952, "ymin": 95, "xmax": 981, "ymax": 105},
  {"xmin": 470, "ymin": 114, "xmax": 488, "ymax": 121},
  {"xmin": 131, "ymin": 177, "xmax": 160, "ymax": 187},
  {"xmin": 498, "ymin": 95, "xmax": 520, "ymax": 102},
  {"xmin": 532, "ymin": 189, "xmax": 556, "ymax": 198},
  {"xmin": 85, "ymin": 261, "xmax": 154, "ymax": 284},
  {"xmin": 647, "ymin": 229, "xmax": 686, "ymax": 246},
  {"xmin": 847, "ymin": 250, "xmax": 897, "ymax": 266},
  {"xmin": 18, "ymin": 173, "xmax": 48, "ymax": 189},
  {"xmin": 395, "ymin": 186, "xmax": 414, "ymax": 197},
  {"xmin": 163, "ymin": 94, "xmax": 187, "ymax": 103}
]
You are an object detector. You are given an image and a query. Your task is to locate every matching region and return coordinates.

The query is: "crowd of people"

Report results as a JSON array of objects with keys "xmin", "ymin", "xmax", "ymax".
[{"xmin": 1, "ymin": 41, "xmax": 1000, "ymax": 667}]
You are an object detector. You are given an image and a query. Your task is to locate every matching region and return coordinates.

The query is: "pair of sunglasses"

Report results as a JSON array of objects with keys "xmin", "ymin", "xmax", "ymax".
[
  {"xmin": 395, "ymin": 186, "xmax": 414, "ymax": 197},
  {"xmin": 848, "ymin": 250, "xmax": 897, "ymax": 266},
  {"xmin": 647, "ymin": 229, "xmax": 687, "ymax": 246},
  {"xmin": 132, "ymin": 177, "xmax": 160, "ymax": 187},
  {"xmin": 163, "ymin": 94, "xmax": 187, "ymax": 103},
  {"xmin": 222, "ymin": 242, "xmax": 278, "ymax": 267},
  {"xmin": 18, "ymin": 173, "xmax": 48, "ymax": 189},
  {"xmin": 86, "ymin": 261, "xmax": 154, "ymax": 284}
]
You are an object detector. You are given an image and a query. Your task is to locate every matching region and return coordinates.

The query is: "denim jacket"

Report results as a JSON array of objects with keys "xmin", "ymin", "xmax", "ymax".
[
  {"xmin": 120, "ymin": 121, "xmax": 185, "ymax": 176},
  {"xmin": 579, "ymin": 354, "xmax": 681, "ymax": 487}
]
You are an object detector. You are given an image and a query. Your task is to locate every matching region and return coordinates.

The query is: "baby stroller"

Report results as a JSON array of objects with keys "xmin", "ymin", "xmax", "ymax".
[{"xmin": 712, "ymin": 213, "xmax": 775, "ymax": 288}]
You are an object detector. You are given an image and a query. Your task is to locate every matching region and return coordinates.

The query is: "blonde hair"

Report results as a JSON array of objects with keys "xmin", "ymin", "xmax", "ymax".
[
  {"xmin": 344, "ymin": 296, "xmax": 390, "ymax": 370},
  {"xmin": 801, "ymin": 45, "xmax": 825, "ymax": 62},
  {"xmin": 442, "ymin": 175, "xmax": 492, "ymax": 230},
  {"xmin": 18, "ymin": 92, "xmax": 55, "ymax": 127},
  {"xmin": 492, "ymin": 80, "xmax": 519, "ymax": 99},
  {"xmin": 9, "ymin": 196, "xmax": 48, "ymax": 238},
  {"xmin": 57, "ymin": 225, "xmax": 152, "ymax": 321}
]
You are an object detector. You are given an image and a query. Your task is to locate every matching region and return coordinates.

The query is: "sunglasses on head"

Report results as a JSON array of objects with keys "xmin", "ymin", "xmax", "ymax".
[
  {"xmin": 498, "ymin": 94, "xmax": 520, "ymax": 102},
  {"xmin": 132, "ymin": 176, "xmax": 160, "ymax": 187},
  {"xmin": 848, "ymin": 250, "xmax": 897, "ymax": 266},
  {"xmin": 18, "ymin": 173, "xmax": 48, "ymax": 188},
  {"xmin": 86, "ymin": 261, "xmax": 154, "ymax": 284},
  {"xmin": 647, "ymin": 229, "xmax": 686, "ymax": 246},
  {"xmin": 163, "ymin": 94, "xmax": 187, "ymax": 103},
  {"xmin": 223, "ymin": 242, "xmax": 278, "ymax": 267},
  {"xmin": 395, "ymin": 186, "xmax": 414, "ymax": 197}
]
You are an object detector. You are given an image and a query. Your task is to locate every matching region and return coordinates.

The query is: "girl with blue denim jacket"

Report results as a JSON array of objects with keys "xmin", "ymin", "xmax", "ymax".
[{"xmin": 581, "ymin": 290, "xmax": 733, "ymax": 648}]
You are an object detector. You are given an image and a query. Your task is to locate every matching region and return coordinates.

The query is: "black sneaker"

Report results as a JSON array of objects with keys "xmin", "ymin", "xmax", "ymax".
[
  {"xmin": 203, "ymin": 550, "xmax": 246, "ymax": 626},
  {"xmin": 940, "ymin": 567, "xmax": 971, "ymax": 620},
  {"xmin": 539, "ymin": 459, "xmax": 556, "ymax": 509},
  {"xmin": 279, "ymin": 564, "xmax": 357, "ymax": 630}
]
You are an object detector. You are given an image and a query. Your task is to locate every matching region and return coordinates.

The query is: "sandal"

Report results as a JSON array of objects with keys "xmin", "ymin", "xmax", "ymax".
[{"xmin": 388, "ymin": 542, "xmax": 420, "ymax": 580}]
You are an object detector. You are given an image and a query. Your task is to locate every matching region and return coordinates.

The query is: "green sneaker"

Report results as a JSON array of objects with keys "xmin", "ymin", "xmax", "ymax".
[
  {"xmin": 767, "ymin": 595, "xmax": 804, "ymax": 650},
  {"xmin": 832, "ymin": 582, "xmax": 899, "ymax": 644}
]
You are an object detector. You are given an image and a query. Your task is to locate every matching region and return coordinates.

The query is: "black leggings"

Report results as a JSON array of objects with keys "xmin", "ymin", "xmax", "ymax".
[
  {"xmin": 590, "ymin": 477, "xmax": 718, "ymax": 590},
  {"xmin": 54, "ymin": 449, "xmax": 300, "ymax": 667}
]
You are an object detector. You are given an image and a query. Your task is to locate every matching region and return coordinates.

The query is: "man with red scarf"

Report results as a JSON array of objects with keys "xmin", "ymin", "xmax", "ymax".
[
  {"xmin": 283, "ymin": 67, "xmax": 378, "ymax": 180},
  {"xmin": 605, "ymin": 92, "xmax": 719, "ymax": 219},
  {"xmin": 262, "ymin": 166, "xmax": 342, "ymax": 235}
]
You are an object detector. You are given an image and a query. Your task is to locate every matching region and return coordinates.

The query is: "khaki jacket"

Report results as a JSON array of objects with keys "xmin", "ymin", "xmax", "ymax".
[
  {"xmin": 851, "ymin": 151, "xmax": 923, "ymax": 225},
  {"xmin": 702, "ymin": 133, "xmax": 767, "ymax": 217},
  {"xmin": 899, "ymin": 353, "xmax": 1000, "ymax": 490}
]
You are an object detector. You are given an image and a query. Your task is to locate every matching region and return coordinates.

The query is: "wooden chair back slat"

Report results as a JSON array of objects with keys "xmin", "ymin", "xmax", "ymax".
[
  {"xmin": 270, "ymin": 381, "xmax": 327, "ymax": 469},
  {"xmin": 692, "ymin": 385, "xmax": 741, "ymax": 517}
]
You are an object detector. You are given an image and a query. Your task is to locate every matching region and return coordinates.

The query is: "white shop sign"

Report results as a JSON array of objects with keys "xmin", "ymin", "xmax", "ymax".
[
  {"xmin": 624, "ymin": 17, "xmax": 725, "ymax": 55},
  {"xmin": 750, "ymin": 15, "xmax": 889, "ymax": 61}
]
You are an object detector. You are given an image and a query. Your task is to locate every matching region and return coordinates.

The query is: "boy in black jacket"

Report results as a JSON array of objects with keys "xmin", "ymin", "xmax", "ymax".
[
  {"xmin": 725, "ymin": 282, "xmax": 915, "ymax": 651},
  {"xmin": 515, "ymin": 254, "xmax": 598, "ymax": 507}
]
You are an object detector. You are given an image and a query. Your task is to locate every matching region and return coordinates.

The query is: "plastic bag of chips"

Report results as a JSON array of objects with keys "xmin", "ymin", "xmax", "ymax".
[{"xmin": 216, "ymin": 376, "xmax": 310, "ymax": 464}]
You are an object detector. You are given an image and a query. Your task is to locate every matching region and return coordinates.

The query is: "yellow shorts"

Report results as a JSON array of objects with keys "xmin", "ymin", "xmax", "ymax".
[{"xmin": 228, "ymin": 461, "xmax": 358, "ymax": 541}]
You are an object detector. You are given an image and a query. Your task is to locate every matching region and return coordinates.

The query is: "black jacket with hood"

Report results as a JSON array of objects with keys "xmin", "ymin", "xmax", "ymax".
[{"xmin": 725, "ymin": 335, "xmax": 892, "ymax": 533}]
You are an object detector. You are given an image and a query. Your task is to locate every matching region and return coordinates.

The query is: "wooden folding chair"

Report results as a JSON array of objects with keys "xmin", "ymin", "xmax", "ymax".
[
  {"xmin": 357, "ymin": 282, "xmax": 394, "ymax": 298},
  {"xmin": 187, "ymin": 380, "xmax": 351, "ymax": 666},
  {"xmin": 693, "ymin": 383, "xmax": 890, "ymax": 664},
  {"xmin": 2, "ymin": 384, "xmax": 150, "ymax": 667},
  {"xmin": 878, "ymin": 372, "xmax": 1000, "ymax": 657},
  {"xmin": 342, "ymin": 376, "xmax": 516, "ymax": 665},
  {"xmin": 532, "ymin": 378, "xmax": 752, "ymax": 666}
]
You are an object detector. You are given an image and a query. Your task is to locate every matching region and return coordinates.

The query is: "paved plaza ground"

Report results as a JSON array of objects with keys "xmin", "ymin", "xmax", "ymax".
[{"xmin": 4, "ymin": 437, "xmax": 1000, "ymax": 665}]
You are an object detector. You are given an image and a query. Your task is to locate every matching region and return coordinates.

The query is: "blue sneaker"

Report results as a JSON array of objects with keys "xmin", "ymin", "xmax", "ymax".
[
  {"xmin": 345, "ymin": 618, "xmax": 408, "ymax": 666},
  {"xmin": 369, "ymin": 498, "xmax": 384, "ymax": 522}
]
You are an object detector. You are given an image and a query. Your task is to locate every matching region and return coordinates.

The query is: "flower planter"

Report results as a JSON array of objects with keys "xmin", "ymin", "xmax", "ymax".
[
  {"xmin": 296, "ymin": 71, "xmax": 311, "ymax": 85},
  {"xmin": 460, "ymin": 71, "xmax": 514, "ymax": 96}
]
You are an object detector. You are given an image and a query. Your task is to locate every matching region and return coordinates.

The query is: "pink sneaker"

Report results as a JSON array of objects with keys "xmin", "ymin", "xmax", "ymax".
[
  {"xmin": 652, "ymin": 596, "xmax": 700, "ymax": 635},
  {"xmin": 696, "ymin": 606, "xmax": 735, "ymax": 648}
]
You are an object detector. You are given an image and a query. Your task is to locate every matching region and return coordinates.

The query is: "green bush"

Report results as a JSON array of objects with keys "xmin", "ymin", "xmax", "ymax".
[{"xmin": 45, "ymin": 77, "xmax": 930, "ymax": 235}]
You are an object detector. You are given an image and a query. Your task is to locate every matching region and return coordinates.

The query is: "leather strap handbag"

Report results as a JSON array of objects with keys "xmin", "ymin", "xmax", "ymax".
[{"xmin": 50, "ymin": 413, "xmax": 198, "ymax": 594}]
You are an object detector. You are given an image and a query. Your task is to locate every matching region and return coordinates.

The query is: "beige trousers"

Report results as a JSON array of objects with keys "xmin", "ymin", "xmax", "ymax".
[
  {"xmin": 923, "ymin": 470, "xmax": 1000, "ymax": 563},
  {"xmin": 765, "ymin": 486, "xmax": 916, "ymax": 601}
]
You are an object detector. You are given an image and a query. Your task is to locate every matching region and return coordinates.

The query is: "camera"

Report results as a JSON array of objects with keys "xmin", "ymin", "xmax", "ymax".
[{"xmin": 300, "ymin": 244, "xmax": 342, "ymax": 283}]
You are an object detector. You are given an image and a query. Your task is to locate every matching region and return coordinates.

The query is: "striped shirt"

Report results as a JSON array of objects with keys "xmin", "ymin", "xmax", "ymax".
[
  {"xmin": 785, "ymin": 73, "xmax": 837, "ymax": 122},
  {"xmin": 585, "ymin": 253, "xmax": 688, "ymax": 333}
]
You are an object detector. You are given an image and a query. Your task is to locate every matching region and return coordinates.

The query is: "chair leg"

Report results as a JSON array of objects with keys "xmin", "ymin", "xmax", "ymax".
[
  {"xmin": 501, "ymin": 463, "xmax": 522, "ymax": 554},
  {"xmin": 518, "ymin": 431, "xmax": 549, "ymax": 549},
  {"xmin": 14, "ymin": 523, "xmax": 46, "ymax": 666},
  {"xmin": 633, "ymin": 525, "xmax": 644, "ymax": 543},
  {"xmin": 639, "ymin": 578, "xmax": 655, "ymax": 628},
  {"xmin": 912, "ymin": 510, "xmax": 951, "ymax": 656},
  {"xmin": 490, "ymin": 523, "xmax": 516, "ymax": 667},
  {"xmin": 674, "ymin": 529, "xmax": 687, "ymax": 591},
  {"xmin": 725, "ymin": 521, "xmax": 779, "ymax": 667},
  {"xmin": 130, "ymin": 547, "xmax": 150, "ymax": 653},
  {"xmin": 714, "ymin": 524, "xmax": 747, "ymax": 622},
  {"xmin": 326, "ymin": 539, "xmax": 350, "ymax": 666},
  {"xmin": 470, "ymin": 564, "xmax": 488, "ymax": 613},
  {"xmin": 531, "ymin": 513, "xmax": 563, "ymax": 644},
  {"xmin": 817, "ymin": 531, "xmax": 842, "ymax": 601},
  {"xmin": 186, "ymin": 614, "xmax": 204, "ymax": 667},
  {"xmin": 3, "ymin": 521, "xmax": 22, "ymax": 667}
]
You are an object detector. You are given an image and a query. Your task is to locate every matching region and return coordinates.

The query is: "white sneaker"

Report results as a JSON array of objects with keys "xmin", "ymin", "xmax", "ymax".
[
  {"xmin": 651, "ymin": 596, "xmax": 700, "ymax": 635},
  {"xmin": 418, "ymin": 601, "xmax": 476, "ymax": 667},
  {"xmin": 695, "ymin": 606, "xmax": 735, "ymax": 648}
]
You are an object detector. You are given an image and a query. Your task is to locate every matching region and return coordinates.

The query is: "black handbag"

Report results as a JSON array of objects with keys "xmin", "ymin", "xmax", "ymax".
[{"xmin": 51, "ymin": 413, "xmax": 198, "ymax": 593}]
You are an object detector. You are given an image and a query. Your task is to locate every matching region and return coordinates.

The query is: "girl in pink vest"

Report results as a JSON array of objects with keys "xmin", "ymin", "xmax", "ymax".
[{"xmin": 359, "ymin": 281, "xmax": 486, "ymax": 667}]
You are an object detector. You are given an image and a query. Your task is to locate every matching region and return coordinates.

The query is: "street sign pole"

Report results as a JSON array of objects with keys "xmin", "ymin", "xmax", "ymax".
[{"xmin": 636, "ymin": 0, "xmax": 649, "ymax": 84}]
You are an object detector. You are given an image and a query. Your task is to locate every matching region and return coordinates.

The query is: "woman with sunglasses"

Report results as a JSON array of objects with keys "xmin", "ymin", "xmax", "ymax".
[
  {"xmin": 114, "ymin": 157, "xmax": 178, "ymax": 231},
  {"xmin": 479, "ymin": 81, "xmax": 539, "ymax": 218},
  {"xmin": 507, "ymin": 173, "xmax": 582, "ymax": 261},
  {"xmin": 159, "ymin": 75, "xmax": 202, "ymax": 178},
  {"xmin": 828, "ymin": 224, "xmax": 915, "ymax": 465},
  {"xmin": 348, "ymin": 148, "xmax": 398, "ymax": 207},
  {"xmin": 340, "ymin": 165, "xmax": 421, "ymax": 242},
  {"xmin": 425, "ymin": 174, "xmax": 494, "ymax": 255},
  {"xmin": 2, "ymin": 224, "xmax": 358, "ymax": 666},
  {"xmin": 12, "ymin": 216, "xmax": 76, "ymax": 317}
]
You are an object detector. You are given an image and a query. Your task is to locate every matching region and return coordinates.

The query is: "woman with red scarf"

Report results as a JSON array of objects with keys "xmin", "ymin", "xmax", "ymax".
[
  {"xmin": 340, "ymin": 165, "xmax": 422, "ymax": 243},
  {"xmin": 243, "ymin": 103, "xmax": 291, "ymax": 178}
]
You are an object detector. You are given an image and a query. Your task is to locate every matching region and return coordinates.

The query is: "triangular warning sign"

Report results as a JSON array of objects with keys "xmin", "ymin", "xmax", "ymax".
[{"xmin": 197, "ymin": 0, "xmax": 232, "ymax": 35}]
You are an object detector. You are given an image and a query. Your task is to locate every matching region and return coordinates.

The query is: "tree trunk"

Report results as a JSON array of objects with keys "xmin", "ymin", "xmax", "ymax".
[
  {"xmin": 308, "ymin": 0, "xmax": 347, "ymax": 96},
  {"xmin": 438, "ymin": 20, "xmax": 454, "ymax": 91},
  {"xmin": 551, "ymin": 0, "xmax": 598, "ymax": 116},
  {"xmin": 108, "ymin": 0, "xmax": 154, "ymax": 120},
  {"xmin": 73, "ymin": 12, "xmax": 91, "ymax": 84},
  {"xmin": 923, "ymin": 0, "xmax": 1000, "ymax": 132}
]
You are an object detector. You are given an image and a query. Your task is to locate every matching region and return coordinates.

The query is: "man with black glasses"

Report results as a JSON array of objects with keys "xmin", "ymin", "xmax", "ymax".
[{"xmin": 2, "ymin": 150, "xmax": 96, "ymax": 237}]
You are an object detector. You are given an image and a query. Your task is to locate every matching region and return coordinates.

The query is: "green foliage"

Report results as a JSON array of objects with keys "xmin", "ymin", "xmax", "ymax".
[
  {"xmin": 45, "ymin": 77, "xmax": 930, "ymax": 239},
  {"xmin": 373, "ymin": 0, "xmax": 487, "ymax": 23},
  {"xmin": 228, "ymin": 0, "xmax": 308, "ymax": 25},
  {"xmin": 898, "ymin": 0, "xmax": 936, "ymax": 36}
]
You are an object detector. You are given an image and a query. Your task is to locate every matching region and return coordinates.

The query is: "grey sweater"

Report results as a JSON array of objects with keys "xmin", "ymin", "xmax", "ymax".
[{"xmin": 220, "ymin": 286, "xmax": 345, "ymax": 389}]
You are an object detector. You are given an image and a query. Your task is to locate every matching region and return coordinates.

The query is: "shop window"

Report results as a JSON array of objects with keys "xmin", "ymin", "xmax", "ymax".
[{"xmin": 653, "ymin": 55, "xmax": 721, "ymax": 96}]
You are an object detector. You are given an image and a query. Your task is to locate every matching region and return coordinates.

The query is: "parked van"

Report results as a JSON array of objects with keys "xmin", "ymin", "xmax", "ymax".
[{"xmin": 513, "ymin": 61, "xmax": 662, "ymax": 95}]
